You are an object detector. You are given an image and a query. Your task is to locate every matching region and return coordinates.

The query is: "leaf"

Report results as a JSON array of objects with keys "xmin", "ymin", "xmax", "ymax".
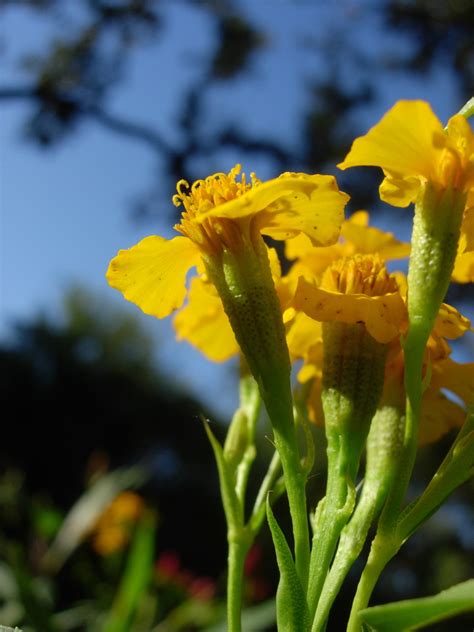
[
  {"xmin": 266, "ymin": 499, "xmax": 309, "ymax": 632},
  {"xmin": 101, "ymin": 511, "xmax": 156, "ymax": 632},
  {"xmin": 203, "ymin": 599, "xmax": 276, "ymax": 632},
  {"xmin": 202, "ymin": 417, "xmax": 241, "ymax": 527},
  {"xmin": 359, "ymin": 579, "xmax": 474, "ymax": 631}
]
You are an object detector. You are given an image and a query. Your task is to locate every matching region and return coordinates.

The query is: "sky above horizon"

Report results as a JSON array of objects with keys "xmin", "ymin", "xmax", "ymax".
[{"xmin": 1, "ymin": 1, "xmax": 472, "ymax": 419}]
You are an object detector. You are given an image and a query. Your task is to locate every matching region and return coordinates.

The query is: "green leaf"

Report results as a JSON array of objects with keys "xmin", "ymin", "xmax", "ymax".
[
  {"xmin": 202, "ymin": 417, "xmax": 241, "ymax": 527},
  {"xmin": 359, "ymin": 579, "xmax": 474, "ymax": 631},
  {"xmin": 101, "ymin": 511, "xmax": 156, "ymax": 632},
  {"xmin": 204, "ymin": 599, "xmax": 276, "ymax": 632},
  {"xmin": 266, "ymin": 499, "xmax": 309, "ymax": 632}
]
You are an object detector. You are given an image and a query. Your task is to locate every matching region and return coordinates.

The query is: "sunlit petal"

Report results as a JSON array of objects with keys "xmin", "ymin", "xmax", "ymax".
[{"xmin": 106, "ymin": 236, "xmax": 200, "ymax": 318}]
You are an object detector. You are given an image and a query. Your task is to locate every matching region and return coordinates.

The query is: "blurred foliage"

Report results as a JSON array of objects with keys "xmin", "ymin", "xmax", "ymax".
[{"xmin": 386, "ymin": 0, "xmax": 474, "ymax": 93}]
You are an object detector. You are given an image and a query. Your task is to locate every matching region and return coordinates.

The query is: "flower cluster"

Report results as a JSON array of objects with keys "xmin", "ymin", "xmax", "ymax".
[{"xmin": 106, "ymin": 99, "xmax": 473, "ymax": 632}]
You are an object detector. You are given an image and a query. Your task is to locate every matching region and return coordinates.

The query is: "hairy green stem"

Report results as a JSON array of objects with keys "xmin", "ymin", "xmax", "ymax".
[
  {"xmin": 266, "ymin": 387, "xmax": 310, "ymax": 594},
  {"xmin": 227, "ymin": 530, "xmax": 252, "ymax": 632},
  {"xmin": 308, "ymin": 435, "xmax": 354, "ymax": 627},
  {"xmin": 313, "ymin": 404, "xmax": 404, "ymax": 630},
  {"xmin": 347, "ymin": 534, "xmax": 397, "ymax": 632},
  {"xmin": 347, "ymin": 184, "xmax": 466, "ymax": 627}
]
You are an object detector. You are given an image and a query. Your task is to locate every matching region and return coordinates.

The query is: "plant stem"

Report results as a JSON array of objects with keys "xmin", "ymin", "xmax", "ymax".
[
  {"xmin": 227, "ymin": 530, "xmax": 251, "ymax": 632},
  {"xmin": 251, "ymin": 450, "xmax": 282, "ymax": 526},
  {"xmin": 308, "ymin": 435, "xmax": 354, "ymax": 626},
  {"xmin": 312, "ymin": 404, "xmax": 404, "ymax": 630},
  {"xmin": 266, "ymin": 386, "xmax": 310, "ymax": 594},
  {"xmin": 346, "ymin": 534, "xmax": 396, "ymax": 632}
]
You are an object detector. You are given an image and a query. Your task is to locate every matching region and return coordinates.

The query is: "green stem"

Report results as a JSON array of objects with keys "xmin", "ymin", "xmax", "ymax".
[
  {"xmin": 235, "ymin": 369, "xmax": 261, "ymax": 504},
  {"xmin": 347, "ymin": 184, "xmax": 466, "ymax": 627},
  {"xmin": 204, "ymin": 233, "xmax": 310, "ymax": 592},
  {"xmin": 312, "ymin": 405, "xmax": 404, "ymax": 630},
  {"xmin": 346, "ymin": 534, "xmax": 396, "ymax": 632},
  {"xmin": 227, "ymin": 530, "xmax": 252, "ymax": 632},
  {"xmin": 308, "ymin": 322, "xmax": 386, "ymax": 623},
  {"xmin": 266, "ymin": 387, "xmax": 310, "ymax": 594},
  {"xmin": 251, "ymin": 450, "xmax": 282, "ymax": 529},
  {"xmin": 308, "ymin": 435, "xmax": 354, "ymax": 626},
  {"xmin": 379, "ymin": 332, "xmax": 425, "ymax": 530}
]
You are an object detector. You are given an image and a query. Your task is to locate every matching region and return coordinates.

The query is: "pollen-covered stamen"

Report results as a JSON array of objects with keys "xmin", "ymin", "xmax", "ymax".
[
  {"xmin": 322, "ymin": 254, "xmax": 399, "ymax": 297},
  {"xmin": 172, "ymin": 164, "xmax": 262, "ymax": 255},
  {"xmin": 172, "ymin": 164, "xmax": 261, "ymax": 217}
]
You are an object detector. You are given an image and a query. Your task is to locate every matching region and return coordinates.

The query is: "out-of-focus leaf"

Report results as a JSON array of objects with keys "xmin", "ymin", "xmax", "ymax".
[
  {"xmin": 0, "ymin": 563, "xmax": 23, "ymax": 626},
  {"xmin": 359, "ymin": 579, "xmax": 474, "ymax": 631},
  {"xmin": 203, "ymin": 599, "xmax": 276, "ymax": 632},
  {"xmin": 266, "ymin": 500, "xmax": 309, "ymax": 632},
  {"xmin": 101, "ymin": 511, "xmax": 156, "ymax": 632},
  {"xmin": 42, "ymin": 467, "xmax": 147, "ymax": 572}
]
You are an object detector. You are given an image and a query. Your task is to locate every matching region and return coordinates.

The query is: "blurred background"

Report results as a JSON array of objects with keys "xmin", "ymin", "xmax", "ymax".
[{"xmin": 1, "ymin": 1, "xmax": 473, "ymax": 630}]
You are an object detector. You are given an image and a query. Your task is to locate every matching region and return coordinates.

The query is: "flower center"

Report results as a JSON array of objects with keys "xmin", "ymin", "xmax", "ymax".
[
  {"xmin": 172, "ymin": 164, "xmax": 261, "ymax": 255},
  {"xmin": 321, "ymin": 254, "xmax": 398, "ymax": 296},
  {"xmin": 172, "ymin": 164, "xmax": 260, "ymax": 216}
]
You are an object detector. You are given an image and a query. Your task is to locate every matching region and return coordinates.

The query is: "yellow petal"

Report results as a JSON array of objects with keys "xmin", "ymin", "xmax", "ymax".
[
  {"xmin": 347, "ymin": 210, "xmax": 369, "ymax": 226},
  {"xmin": 306, "ymin": 374, "xmax": 325, "ymax": 427},
  {"xmin": 286, "ymin": 312, "xmax": 323, "ymax": 360},
  {"xmin": 173, "ymin": 276, "xmax": 239, "ymax": 362},
  {"xmin": 293, "ymin": 277, "xmax": 407, "ymax": 344},
  {"xmin": 433, "ymin": 303, "xmax": 471, "ymax": 339},
  {"xmin": 419, "ymin": 389, "xmax": 466, "ymax": 446},
  {"xmin": 106, "ymin": 236, "xmax": 200, "ymax": 318},
  {"xmin": 378, "ymin": 173, "xmax": 422, "ymax": 207},
  {"xmin": 259, "ymin": 174, "xmax": 348, "ymax": 246},
  {"xmin": 430, "ymin": 358, "xmax": 474, "ymax": 405},
  {"xmin": 452, "ymin": 250, "xmax": 474, "ymax": 283},
  {"xmin": 285, "ymin": 209, "xmax": 409, "ymax": 264},
  {"xmin": 197, "ymin": 173, "xmax": 348, "ymax": 247},
  {"xmin": 338, "ymin": 100, "xmax": 444, "ymax": 178},
  {"xmin": 340, "ymin": 214, "xmax": 410, "ymax": 260}
]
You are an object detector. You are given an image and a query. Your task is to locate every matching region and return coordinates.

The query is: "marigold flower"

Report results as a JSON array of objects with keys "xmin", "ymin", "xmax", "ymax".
[
  {"xmin": 106, "ymin": 164, "xmax": 348, "ymax": 320},
  {"xmin": 90, "ymin": 491, "xmax": 144, "ymax": 556},
  {"xmin": 338, "ymin": 100, "xmax": 474, "ymax": 204},
  {"xmin": 293, "ymin": 254, "xmax": 407, "ymax": 344},
  {"xmin": 298, "ymin": 298, "xmax": 472, "ymax": 445},
  {"xmin": 338, "ymin": 100, "xmax": 474, "ymax": 281}
]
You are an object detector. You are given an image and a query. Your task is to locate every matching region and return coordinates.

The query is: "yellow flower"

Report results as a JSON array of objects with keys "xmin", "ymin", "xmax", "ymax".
[
  {"xmin": 283, "ymin": 212, "xmax": 409, "ymax": 361},
  {"xmin": 106, "ymin": 165, "xmax": 349, "ymax": 320},
  {"xmin": 298, "ymin": 297, "xmax": 472, "ymax": 443},
  {"xmin": 338, "ymin": 100, "xmax": 474, "ymax": 204},
  {"xmin": 338, "ymin": 100, "xmax": 474, "ymax": 279},
  {"xmin": 90, "ymin": 491, "xmax": 144, "ymax": 556},
  {"xmin": 285, "ymin": 210, "xmax": 410, "ymax": 266},
  {"xmin": 293, "ymin": 254, "xmax": 407, "ymax": 344}
]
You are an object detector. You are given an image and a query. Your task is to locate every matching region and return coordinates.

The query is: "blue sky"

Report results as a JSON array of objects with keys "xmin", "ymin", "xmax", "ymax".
[{"xmin": 1, "ymin": 1, "xmax": 472, "ymax": 418}]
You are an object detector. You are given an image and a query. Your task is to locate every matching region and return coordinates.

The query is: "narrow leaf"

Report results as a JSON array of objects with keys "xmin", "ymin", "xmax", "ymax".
[
  {"xmin": 359, "ymin": 579, "xmax": 474, "ymax": 631},
  {"xmin": 266, "ymin": 499, "xmax": 309, "ymax": 632},
  {"xmin": 102, "ymin": 511, "xmax": 156, "ymax": 632},
  {"xmin": 202, "ymin": 417, "xmax": 241, "ymax": 526}
]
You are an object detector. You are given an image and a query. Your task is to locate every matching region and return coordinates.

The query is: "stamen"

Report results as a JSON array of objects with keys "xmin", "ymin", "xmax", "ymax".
[{"xmin": 322, "ymin": 254, "xmax": 398, "ymax": 297}]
